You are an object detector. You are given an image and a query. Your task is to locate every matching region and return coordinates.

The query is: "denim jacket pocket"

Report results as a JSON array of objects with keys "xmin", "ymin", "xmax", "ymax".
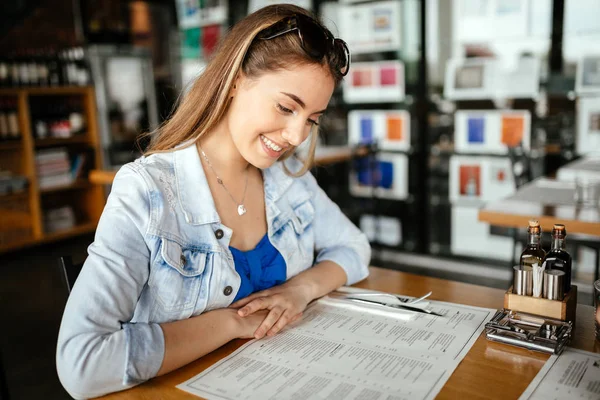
[
  {"xmin": 290, "ymin": 199, "xmax": 315, "ymax": 235},
  {"xmin": 150, "ymin": 237, "xmax": 207, "ymax": 317},
  {"xmin": 290, "ymin": 198, "xmax": 315, "ymax": 262}
]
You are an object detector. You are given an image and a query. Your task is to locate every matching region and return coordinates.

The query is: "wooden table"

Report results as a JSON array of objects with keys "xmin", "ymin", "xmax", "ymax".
[
  {"xmin": 89, "ymin": 146, "xmax": 369, "ymax": 186},
  {"xmin": 479, "ymin": 178, "xmax": 600, "ymax": 236},
  {"xmin": 98, "ymin": 267, "xmax": 598, "ymax": 400}
]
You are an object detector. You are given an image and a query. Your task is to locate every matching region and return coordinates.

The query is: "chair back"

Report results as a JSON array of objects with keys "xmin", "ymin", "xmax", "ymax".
[
  {"xmin": 0, "ymin": 346, "xmax": 9, "ymax": 399},
  {"xmin": 57, "ymin": 256, "xmax": 83, "ymax": 295}
]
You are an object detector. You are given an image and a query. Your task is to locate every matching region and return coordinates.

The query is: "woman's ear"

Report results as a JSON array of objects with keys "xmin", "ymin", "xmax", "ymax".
[{"xmin": 232, "ymin": 72, "xmax": 246, "ymax": 95}]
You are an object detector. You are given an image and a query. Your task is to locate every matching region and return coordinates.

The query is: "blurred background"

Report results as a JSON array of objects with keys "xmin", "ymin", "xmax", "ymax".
[{"xmin": 0, "ymin": 0, "xmax": 599, "ymax": 398}]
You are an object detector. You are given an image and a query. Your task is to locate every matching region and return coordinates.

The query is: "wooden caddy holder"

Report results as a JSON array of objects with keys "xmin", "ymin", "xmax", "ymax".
[{"xmin": 504, "ymin": 285, "xmax": 578, "ymax": 324}]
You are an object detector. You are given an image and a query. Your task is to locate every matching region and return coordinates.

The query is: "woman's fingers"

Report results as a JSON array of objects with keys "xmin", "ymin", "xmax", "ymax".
[
  {"xmin": 238, "ymin": 296, "xmax": 269, "ymax": 316},
  {"xmin": 230, "ymin": 289, "xmax": 272, "ymax": 308},
  {"xmin": 266, "ymin": 311, "xmax": 303, "ymax": 336},
  {"xmin": 254, "ymin": 307, "xmax": 284, "ymax": 339}
]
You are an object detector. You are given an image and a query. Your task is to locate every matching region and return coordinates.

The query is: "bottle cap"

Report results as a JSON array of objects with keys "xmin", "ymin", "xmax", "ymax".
[
  {"xmin": 528, "ymin": 219, "xmax": 540, "ymax": 227},
  {"xmin": 552, "ymin": 224, "xmax": 566, "ymax": 236}
]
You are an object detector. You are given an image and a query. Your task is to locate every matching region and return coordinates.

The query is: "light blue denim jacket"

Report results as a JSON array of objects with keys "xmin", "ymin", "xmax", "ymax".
[{"xmin": 56, "ymin": 143, "xmax": 370, "ymax": 399}]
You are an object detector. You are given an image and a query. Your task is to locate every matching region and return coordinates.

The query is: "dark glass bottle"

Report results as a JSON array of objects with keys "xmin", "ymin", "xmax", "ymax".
[
  {"xmin": 545, "ymin": 224, "xmax": 572, "ymax": 294},
  {"xmin": 520, "ymin": 220, "xmax": 546, "ymax": 268}
]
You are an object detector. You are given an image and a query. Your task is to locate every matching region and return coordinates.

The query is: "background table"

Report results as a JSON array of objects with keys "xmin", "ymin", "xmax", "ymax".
[
  {"xmin": 478, "ymin": 178, "xmax": 600, "ymax": 237},
  {"xmin": 89, "ymin": 146, "xmax": 369, "ymax": 186},
  {"xmin": 98, "ymin": 266, "xmax": 598, "ymax": 400}
]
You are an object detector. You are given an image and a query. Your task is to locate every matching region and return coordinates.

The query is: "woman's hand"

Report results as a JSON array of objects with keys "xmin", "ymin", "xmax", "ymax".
[{"xmin": 230, "ymin": 283, "xmax": 312, "ymax": 339}]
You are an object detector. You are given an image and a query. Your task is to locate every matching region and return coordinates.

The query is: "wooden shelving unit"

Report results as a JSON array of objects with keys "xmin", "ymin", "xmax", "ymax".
[
  {"xmin": 0, "ymin": 86, "xmax": 105, "ymax": 254},
  {"xmin": 35, "ymin": 136, "xmax": 90, "ymax": 148}
]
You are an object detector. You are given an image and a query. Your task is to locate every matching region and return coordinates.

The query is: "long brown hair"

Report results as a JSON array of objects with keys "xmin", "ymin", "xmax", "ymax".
[{"xmin": 143, "ymin": 4, "xmax": 345, "ymax": 176}]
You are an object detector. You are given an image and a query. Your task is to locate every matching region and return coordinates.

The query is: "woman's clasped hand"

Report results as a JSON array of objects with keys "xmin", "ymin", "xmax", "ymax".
[{"xmin": 231, "ymin": 281, "xmax": 311, "ymax": 339}]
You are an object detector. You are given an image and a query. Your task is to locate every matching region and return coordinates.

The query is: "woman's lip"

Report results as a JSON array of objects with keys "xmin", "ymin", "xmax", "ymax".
[{"xmin": 260, "ymin": 135, "xmax": 287, "ymax": 149}]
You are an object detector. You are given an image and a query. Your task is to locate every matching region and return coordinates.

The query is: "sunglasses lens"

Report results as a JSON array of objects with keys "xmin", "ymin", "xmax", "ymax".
[
  {"xmin": 296, "ymin": 16, "xmax": 328, "ymax": 59},
  {"xmin": 333, "ymin": 39, "xmax": 350, "ymax": 76}
]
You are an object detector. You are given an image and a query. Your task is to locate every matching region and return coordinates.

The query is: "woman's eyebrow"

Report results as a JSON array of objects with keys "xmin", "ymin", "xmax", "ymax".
[{"xmin": 281, "ymin": 92, "xmax": 327, "ymax": 114}]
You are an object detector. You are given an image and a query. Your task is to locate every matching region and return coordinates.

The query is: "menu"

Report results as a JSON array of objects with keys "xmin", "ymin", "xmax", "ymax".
[
  {"xmin": 178, "ymin": 295, "xmax": 495, "ymax": 400},
  {"xmin": 520, "ymin": 347, "xmax": 600, "ymax": 400}
]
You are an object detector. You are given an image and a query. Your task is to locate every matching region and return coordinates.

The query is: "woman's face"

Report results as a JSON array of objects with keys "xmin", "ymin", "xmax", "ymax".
[{"xmin": 226, "ymin": 63, "xmax": 335, "ymax": 169}]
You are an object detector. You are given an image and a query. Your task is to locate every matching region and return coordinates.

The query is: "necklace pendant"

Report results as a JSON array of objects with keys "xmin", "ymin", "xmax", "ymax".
[{"xmin": 237, "ymin": 204, "xmax": 247, "ymax": 216}]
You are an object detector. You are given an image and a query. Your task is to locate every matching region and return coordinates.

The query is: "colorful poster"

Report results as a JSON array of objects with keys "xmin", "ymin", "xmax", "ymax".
[
  {"xmin": 359, "ymin": 117, "xmax": 374, "ymax": 144},
  {"xmin": 181, "ymin": 27, "xmax": 201, "ymax": 59},
  {"xmin": 500, "ymin": 115, "xmax": 525, "ymax": 147},
  {"xmin": 386, "ymin": 116, "xmax": 403, "ymax": 141},
  {"xmin": 459, "ymin": 165, "xmax": 481, "ymax": 197},
  {"xmin": 467, "ymin": 117, "xmax": 485, "ymax": 143},
  {"xmin": 350, "ymin": 153, "xmax": 408, "ymax": 200}
]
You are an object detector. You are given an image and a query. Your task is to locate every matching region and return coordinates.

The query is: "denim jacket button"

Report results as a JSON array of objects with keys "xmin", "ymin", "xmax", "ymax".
[
  {"xmin": 180, "ymin": 255, "xmax": 186, "ymax": 266},
  {"xmin": 223, "ymin": 286, "xmax": 233, "ymax": 296},
  {"xmin": 215, "ymin": 229, "xmax": 224, "ymax": 239}
]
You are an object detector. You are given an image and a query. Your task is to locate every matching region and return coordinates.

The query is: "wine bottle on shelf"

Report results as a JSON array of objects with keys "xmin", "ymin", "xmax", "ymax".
[
  {"xmin": 0, "ymin": 99, "xmax": 9, "ymax": 140},
  {"xmin": 48, "ymin": 50, "xmax": 61, "ymax": 87},
  {"xmin": 520, "ymin": 220, "xmax": 546, "ymax": 269},
  {"xmin": 18, "ymin": 54, "xmax": 30, "ymax": 87},
  {"xmin": 68, "ymin": 97, "xmax": 85, "ymax": 134},
  {"xmin": 0, "ymin": 60, "xmax": 8, "ymax": 87},
  {"xmin": 7, "ymin": 98, "xmax": 20, "ymax": 139},
  {"xmin": 545, "ymin": 224, "xmax": 572, "ymax": 294},
  {"xmin": 37, "ymin": 50, "xmax": 49, "ymax": 86},
  {"xmin": 27, "ymin": 50, "xmax": 39, "ymax": 86},
  {"xmin": 9, "ymin": 57, "xmax": 20, "ymax": 87}
]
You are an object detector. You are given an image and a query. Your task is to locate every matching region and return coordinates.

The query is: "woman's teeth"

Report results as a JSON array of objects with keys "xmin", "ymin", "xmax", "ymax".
[{"xmin": 261, "ymin": 135, "xmax": 282, "ymax": 152}]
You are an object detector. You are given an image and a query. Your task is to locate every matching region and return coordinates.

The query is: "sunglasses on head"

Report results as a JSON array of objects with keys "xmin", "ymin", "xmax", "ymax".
[{"xmin": 257, "ymin": 14, "xmax": 350, "ymax": 77}]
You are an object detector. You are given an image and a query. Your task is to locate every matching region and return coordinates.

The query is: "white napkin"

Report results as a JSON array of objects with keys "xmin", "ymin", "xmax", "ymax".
[{"xmin": 532, "ymin": 261, "xmax": 546, "ymax": 298}]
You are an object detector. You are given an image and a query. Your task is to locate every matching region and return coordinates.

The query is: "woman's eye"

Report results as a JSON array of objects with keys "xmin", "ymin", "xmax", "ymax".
[
  {"xmin": 277, "ymin": 103, "xmax": 319, "ymax": 126},
  {"xmin": 277, "ymin": 104, "xmax": 293, "ymax": 114}
]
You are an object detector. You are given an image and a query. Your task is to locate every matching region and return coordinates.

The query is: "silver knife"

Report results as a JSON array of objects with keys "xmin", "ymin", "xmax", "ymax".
[{"xmin": 345, "ymin": 297, "xmax": 444, "ymax": 317}]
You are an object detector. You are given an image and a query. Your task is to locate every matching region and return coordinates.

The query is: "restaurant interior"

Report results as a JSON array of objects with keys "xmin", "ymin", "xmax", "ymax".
[{"xmin": 0, "ymin": 0, "xmax": 599, "ymax": 398}]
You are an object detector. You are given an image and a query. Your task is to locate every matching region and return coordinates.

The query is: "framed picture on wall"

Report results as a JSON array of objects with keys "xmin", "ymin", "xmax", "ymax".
[
  {"xmin": 449, "ymin": 155, "xmax": 515, "ymax": 203},
  {"xmin": 576, "ymin": 96, "xmax": 600, "ymax": 155},
  {"xmin": 338, "ymin": 0, "xmax": 402, "ymax": 54},
  {"xmin": 350, "ymin": 152, "xmax": 409, "ymax": 200},
  {"xmin": 360, "ymin": 214, "xmax": 402, "ymax": 247},
  {"xmin": 445, "ymin": 57, "xmax": 540, "ymax": 100},
  {"xmin": 343, "ymin": 61, "xmax": 405, "ymax": 103},
  {"xmin": 454, "ymin": 110, "xmax": 531, "ymax": 154},
  {"xmin": 576, "ymin": 55, "xmax": 600, "ymax": 95},
  {"xmin": 348, "ymin": 110, "xmax": 411, "ymax": 151}
]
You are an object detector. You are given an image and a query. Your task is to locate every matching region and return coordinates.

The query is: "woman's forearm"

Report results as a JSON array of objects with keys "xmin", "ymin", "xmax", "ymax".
[
  {"xmin": 157, "ymin": 308, "xmax": 240, "ymax": 376},
  {"xmin": 286, "ymin": 260, "xmax": 348, "ymax": 301}
]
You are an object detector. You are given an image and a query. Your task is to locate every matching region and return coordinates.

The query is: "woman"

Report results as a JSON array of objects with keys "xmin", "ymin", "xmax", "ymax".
[{"xmin": 57, "ymin": 4, "xmax": 370, "ymax": 399}]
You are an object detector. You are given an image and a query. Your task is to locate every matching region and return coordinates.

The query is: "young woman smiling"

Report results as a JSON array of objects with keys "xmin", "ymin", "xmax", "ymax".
[{"xmin": 56, "ymin": 4, "xmax": 370, "ymax": 399}]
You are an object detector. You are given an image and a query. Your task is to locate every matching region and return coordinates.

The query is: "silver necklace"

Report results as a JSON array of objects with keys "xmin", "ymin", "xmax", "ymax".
[{"xmin": 199, "ymin": 144, "xmax": 249, "ymax": 216}]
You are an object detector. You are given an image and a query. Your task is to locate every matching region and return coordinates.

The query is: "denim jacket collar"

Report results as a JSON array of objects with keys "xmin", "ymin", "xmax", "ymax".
[
  {"xmin": 173, "ymin": 142, "xmax": 295, "ymax": 226},
  {"xmin": 174, "ymin": 143, "xmax": 220, "ymax": 225}
]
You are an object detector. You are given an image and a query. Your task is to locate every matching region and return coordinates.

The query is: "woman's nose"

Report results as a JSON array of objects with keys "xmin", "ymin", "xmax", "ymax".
[{"xmin": 281, "ymin": 122, "xmax": 309, "ymax": 147}]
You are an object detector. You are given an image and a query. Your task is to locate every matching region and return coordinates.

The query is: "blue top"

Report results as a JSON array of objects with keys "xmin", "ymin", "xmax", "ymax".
[{"xmin": 230, "ymin": 233, "xmax": 287, "ymax": 302}]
